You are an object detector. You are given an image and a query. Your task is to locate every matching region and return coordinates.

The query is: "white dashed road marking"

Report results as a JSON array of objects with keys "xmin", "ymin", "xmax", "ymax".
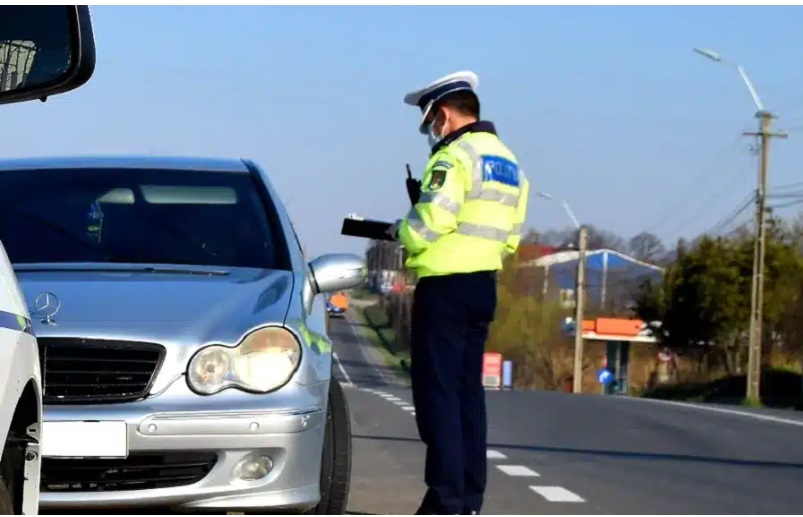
[
  {"xmin": 486, "ymin": 450, "xmax": 507, "ymax": 460},
  {"xmin": 496, "ymin": 465, "xmax": 539, "ymax": 477},
  {"xmin": 360, "ymin": 388, "xmax": 588, "ymax": 504},
  {"xmin": 529, "ymin": 486, "xmax": 585, "ymax": 503}
]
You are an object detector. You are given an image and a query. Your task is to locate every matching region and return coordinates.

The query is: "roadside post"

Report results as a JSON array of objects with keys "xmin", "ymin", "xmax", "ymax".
[
  {"xmin": 502, "ymin": 360, "xmax": 514, "ymax": 390},
  {"xmin": 657, "ymin": 348, "xmax": 673, "ymax": 384}
]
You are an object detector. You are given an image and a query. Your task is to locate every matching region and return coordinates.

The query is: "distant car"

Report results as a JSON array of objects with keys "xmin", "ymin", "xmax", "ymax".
[
  {"xmin": 325, "ymin": 300, "xmax": 345, "ymax": 318},
  {"xmin": 0, "ymin": 156, "xmax": 366, "ymax": 513},
  {"xmin": 325, "ymin": 292, "xmax": 348, "ymax": 318}
]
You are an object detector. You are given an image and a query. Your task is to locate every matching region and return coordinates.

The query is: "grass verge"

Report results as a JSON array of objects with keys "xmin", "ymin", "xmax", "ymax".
[
  {"xmin": 641, "ymin": 369, "xmax": 803, "ymax": 411},
  {"xmin": 352, "ymin": 304, "xmax": 411, "ymax": 379}
]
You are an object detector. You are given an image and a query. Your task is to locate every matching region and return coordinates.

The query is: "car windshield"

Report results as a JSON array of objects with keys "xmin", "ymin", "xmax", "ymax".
[{"xmin": 0, "ymin": 166, "xmax": 290, "ymax": 270}]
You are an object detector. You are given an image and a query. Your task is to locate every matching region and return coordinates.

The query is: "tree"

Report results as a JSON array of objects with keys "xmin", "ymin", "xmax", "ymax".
[
  {"xmin": 521, "ymin": 228, "xmax": 540, "ymax": 245},
  {"xmin": 628, "ymin": 232, "xmax": 666, "ymax": 263},
  {"xmin": 633, "ymin": 223, "xmax": 803, "ymax": 377},
  {"xmin": 365, "ymin": 240, "xmax": 403, "ymax": 271},
  {"xmin": 537, "ymin": 225, "xmax": 629, "ymax": 253},
  {"xmin": 485, "ymin": 253, "xmax": 571, "ymax": 389},
  {"xmin": 586, "ymin": 224, "xmax": 628, "ymax": 252},
  {"xmin": 538, "ymin": 228, "xmax": 574, "ymax": 248}
]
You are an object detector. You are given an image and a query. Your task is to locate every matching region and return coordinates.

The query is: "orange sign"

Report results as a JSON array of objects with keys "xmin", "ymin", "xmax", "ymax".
[
  {"xmin": 482, "ymin": 352, "xmax": 503, "ymax": 388},
  {"xmin": 579, "ymin": 317, "xmax": 658, "ymax": 343}
]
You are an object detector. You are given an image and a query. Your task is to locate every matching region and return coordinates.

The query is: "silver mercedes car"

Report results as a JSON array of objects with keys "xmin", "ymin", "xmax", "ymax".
[{"xmin": 0, "ymin": 155, "xmax": 366, "ymax": 513}]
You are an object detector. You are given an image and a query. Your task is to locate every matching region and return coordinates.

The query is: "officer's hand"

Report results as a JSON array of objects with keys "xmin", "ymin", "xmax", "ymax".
[
  {"xmin": 386, "ymin": 219, "xmax": 402, "ymax": 240},
  {"xmin": 406, "ymin": 177, "xmax": 422, "ymax": 205}
]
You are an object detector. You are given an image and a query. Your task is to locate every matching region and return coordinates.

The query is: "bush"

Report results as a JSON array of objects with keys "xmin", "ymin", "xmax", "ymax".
[
  {"xmin": 643, "ymin": 368, "xmax": 803, "ymax": 409},
  {"xmin": 484, "ymin": 256, "xmax": 580, "ymax": 389}
]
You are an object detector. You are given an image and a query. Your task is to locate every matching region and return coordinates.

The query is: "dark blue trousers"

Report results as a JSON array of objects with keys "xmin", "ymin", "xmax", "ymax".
[{"xmin": 410, "ymin": 270, "xmax": 498, "ymax": 515}]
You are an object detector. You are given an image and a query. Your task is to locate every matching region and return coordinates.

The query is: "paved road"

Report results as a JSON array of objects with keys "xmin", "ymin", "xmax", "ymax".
[{"xmin": 329, "ymin": 314, "xmax": 803, "ymax": 515}]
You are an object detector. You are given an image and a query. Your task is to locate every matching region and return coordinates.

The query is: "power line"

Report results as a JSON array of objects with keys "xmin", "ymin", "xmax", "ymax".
[
  {"xmin": 770, "ymin": 180, "xmax": 803, "ymax": 191},
  {"xmin": 638, "ymin": 133, "xmax": 750, "ymax": 235},
  {"xmin": 655, "ymin": 151, "xmax": 756, "ymax": 239},
  {"xmin": 768, "ymin": 191, "xmax": 803, "ymax": 200},
  {"xmin": 706, "ymin": 191, "xmax": 757, "ymax": 236},
  {"xmin": 769, "ymin": 198, "xmax": 803, "ymax": 211}
]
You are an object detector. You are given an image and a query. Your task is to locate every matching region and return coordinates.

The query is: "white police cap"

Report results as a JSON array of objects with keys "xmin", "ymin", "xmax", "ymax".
[{"xmin": 403, "ymin": 71, "xmax": 479, "ymax": 134}]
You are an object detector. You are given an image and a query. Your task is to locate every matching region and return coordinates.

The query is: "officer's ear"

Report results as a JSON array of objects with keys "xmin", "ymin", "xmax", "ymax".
[
  {"xmin": 432, "ymin": 106, "xmax": 449, "ymax": 132},
  {"xmin": 422, "ymin": 106, "xmax": 439, "ymax": 129}
]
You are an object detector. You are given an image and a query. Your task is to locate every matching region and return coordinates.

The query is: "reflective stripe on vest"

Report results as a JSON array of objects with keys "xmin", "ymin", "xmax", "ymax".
[
  {"xmin": 405, "ymin": 206, "xmax": 441, "ymax": 242},
  {"xmin": 455, "ymin": 140, "xmax": 525, "ymax": 244},
  {"xmin": 418, "ymin": 191, "xmax": 462, "ymax": 215}
]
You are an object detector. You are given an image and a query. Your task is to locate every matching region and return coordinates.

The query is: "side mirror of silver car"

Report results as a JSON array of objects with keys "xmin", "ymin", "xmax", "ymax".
[{"xmin": 308, "ymin": 253, "xmax": 367, "ymax": 295}]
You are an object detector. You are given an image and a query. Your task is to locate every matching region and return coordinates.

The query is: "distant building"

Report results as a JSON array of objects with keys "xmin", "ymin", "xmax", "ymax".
[
  {"xmin": 519, "ymin": 249, "xmax": 665, "ymax": 310},
  {"xmin": 507, "ymin": 244, "xmax": 558, "ymax": 296}
]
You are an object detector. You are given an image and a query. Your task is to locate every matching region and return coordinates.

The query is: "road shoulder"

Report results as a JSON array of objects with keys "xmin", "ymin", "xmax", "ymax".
[{"xmin": 348, "ymin": 303, "xmax": 410, "ymax": 387}]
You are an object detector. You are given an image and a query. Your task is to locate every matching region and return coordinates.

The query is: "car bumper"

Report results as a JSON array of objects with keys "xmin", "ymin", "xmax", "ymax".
[{"xmin": 39, "ymin": 383, "xmax": 327, "ymax": 511}]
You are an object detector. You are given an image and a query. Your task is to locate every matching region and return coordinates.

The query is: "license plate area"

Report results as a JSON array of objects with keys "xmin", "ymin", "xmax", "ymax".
[{"xmin": 42, "ymin": 421, "xmax": 128, "ymax": 458}]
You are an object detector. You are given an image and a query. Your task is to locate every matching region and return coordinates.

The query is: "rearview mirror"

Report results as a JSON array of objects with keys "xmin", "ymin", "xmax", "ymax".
[
  {"xmin": 0, "ymin": 6, "xmax": 96, "ymax": 106},
  {"xmin": 309, "ymin": 253, "xmax": 367, "ymax": 295}
]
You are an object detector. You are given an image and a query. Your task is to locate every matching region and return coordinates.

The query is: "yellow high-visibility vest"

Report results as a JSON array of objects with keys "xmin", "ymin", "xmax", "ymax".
[{"xmin": 398, "ymin": 127, "xmax": 529, "ymax": 278}]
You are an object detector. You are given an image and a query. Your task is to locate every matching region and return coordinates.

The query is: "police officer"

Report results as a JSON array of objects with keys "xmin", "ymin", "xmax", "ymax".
[{"xmin": 387, "ymin": 71, "xmax": 530, "ymax": 515}]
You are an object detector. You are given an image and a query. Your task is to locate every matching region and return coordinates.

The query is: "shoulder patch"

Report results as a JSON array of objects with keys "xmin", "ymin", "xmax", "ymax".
[
  {"xmin": 432, "ymin": 160, "xmax": 453, "ymax": 171},
  {"xmin": 427, "ymin": 169, "xmax": 447, "ymax": 190},
  {"xmin": 481, "ymin": 155, "xmax": 520, "ymax": 187}
]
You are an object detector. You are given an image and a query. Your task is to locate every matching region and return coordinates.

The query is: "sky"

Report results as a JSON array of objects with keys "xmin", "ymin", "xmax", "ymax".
[{"xmin": 4, "ymin": 5, "xmax": 803, "ymax": 259}]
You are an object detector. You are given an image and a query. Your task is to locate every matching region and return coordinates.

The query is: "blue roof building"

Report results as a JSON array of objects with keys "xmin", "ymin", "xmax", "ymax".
[{"xmin": 521, "ymin": 249, "xmax": 665, "ymax": 309}]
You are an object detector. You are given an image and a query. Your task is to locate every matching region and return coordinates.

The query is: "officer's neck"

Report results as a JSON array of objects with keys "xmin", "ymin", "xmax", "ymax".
[
  {"xmin": 431, "ymin": 118, "xmax": 493, "ymax": 156},
  {"xmin": 447, "ymin": 116, "xmax": 478, "ymax": 134}
]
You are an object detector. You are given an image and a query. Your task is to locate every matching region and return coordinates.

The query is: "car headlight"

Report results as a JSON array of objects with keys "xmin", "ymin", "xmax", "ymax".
[{"xmin": 187, "ymin": 326, "xmax": 302, "ymax": 395}]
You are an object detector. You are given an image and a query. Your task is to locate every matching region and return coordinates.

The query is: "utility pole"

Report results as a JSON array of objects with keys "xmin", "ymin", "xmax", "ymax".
[
  {"xmin": 743, "ymin": 111, "xmax": 788, "ymax": 402},
  {"xmin": 692, "ymin": 47, "xmax": 789, "ymax": 404},
  {"xmin": 573, "ymin": 225, "xmax": 588, "ymax": 394}
]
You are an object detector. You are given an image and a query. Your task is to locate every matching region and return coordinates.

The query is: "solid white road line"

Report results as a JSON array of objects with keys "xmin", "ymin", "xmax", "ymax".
[
  {"xmin": 529, "ymin": 486, "xmax": 585, "ymax": 503},
  {"xmin": 486, "ymin": 450, "xmax": 507, "ymax": 460},
  {"xmin": 496, "ymin": 465, "xmax": 539, "ymax": 477},
  {"xmin": 634, "ymin": 397, "xmax": 803, "ymax": 428},
  {"xmin": 332, "ymin": 353, "xmax": 354, "ymax": 387}
]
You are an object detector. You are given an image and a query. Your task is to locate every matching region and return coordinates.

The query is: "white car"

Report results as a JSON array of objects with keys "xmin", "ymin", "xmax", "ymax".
[
  {"xmin": 0, "ymin": 239, "xmax": 41, "ymax": 515},
  {"xmin": 0, "ymin": 5, "xmax": 96, "ymax": 514}
]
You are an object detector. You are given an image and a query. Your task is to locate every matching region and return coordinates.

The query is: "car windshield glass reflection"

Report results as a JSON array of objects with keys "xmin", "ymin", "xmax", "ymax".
[{"xmin": 0, "ymin": 167, "xmax": 289, "ymax": 269}]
